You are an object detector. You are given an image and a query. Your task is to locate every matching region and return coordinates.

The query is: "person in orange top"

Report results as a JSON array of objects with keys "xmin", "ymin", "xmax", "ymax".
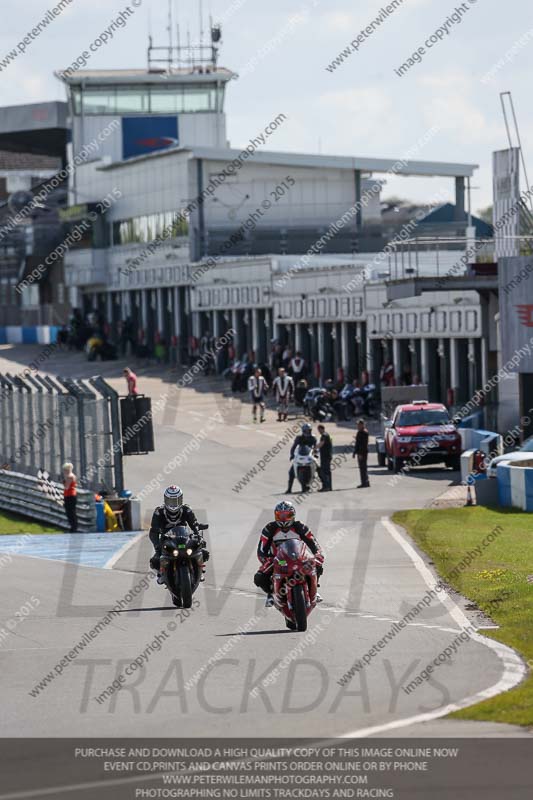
[
  {"xmin": 123, "ymin": 367, "xmax": 138, "ymax": 396},
  {"xmin": 62, "ymin": 462, "xmax": 78, "ymax": 532}
]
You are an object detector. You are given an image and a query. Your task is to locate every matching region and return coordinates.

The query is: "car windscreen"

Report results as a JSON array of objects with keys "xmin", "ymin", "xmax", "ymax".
[{"xmin": 397, "ymin": 409, "xmax": 451, "ymax": 427}]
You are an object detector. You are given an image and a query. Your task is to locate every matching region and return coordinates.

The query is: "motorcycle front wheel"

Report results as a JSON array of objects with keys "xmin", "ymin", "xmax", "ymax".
[
  {"xmin": 178, "ymin": 563, "xmax": 193, "ymax": 608},
  {"xmin": 292, "ymin": 584, "xmax": 308, "ymax": 632}
]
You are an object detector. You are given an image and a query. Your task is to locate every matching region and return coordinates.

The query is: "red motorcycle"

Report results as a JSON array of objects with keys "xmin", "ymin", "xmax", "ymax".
[{"xmin": 271, "ymin": 531, "xmax": 318, "ymax": 631}]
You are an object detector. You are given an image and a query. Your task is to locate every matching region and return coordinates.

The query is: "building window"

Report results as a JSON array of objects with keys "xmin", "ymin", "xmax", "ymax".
[
  {"xmin": 82, "ymin": 89, "xmax": 118, "ymax": 115},
  {"xmin": 150, "ymin": 88, "xmax": 183, "ymax": 114},
  {"xmin": 112, "ymin": 211, "xmax": 189, "ymax": 245},
  {"xmin": 73, "ymin": 84, "xmax": 221, "ymax": 115},
  {"xmin": 182, "ymin": 88, "xmax": 211, "ymax": 112},
  {"xmin": 115, "ymin": 89, "xmax": 148, "ymax": 114}
]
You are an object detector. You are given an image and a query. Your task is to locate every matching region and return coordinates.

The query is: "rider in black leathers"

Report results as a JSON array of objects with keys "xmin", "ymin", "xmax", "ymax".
[{"xmin": 149, "ymin": 486, "xmax": 208, "ymax": 578}]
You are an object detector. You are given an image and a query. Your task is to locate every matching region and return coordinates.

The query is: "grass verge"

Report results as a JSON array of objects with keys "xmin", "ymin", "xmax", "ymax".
[
  {"xmin": 0, "ymin": 510, "xmax": 62, "ymax": 534},
  {"xmin": 393, "ymin": 506, "xmax": 533, "ymax": 727}
]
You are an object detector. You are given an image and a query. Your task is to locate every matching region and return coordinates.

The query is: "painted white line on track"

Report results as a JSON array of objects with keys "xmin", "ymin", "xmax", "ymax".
[
  {"xmin": 103, "ymin": 531, "xmax": 145, "ymax": 570},
  {"xmin": 238, "ymin": 424, "xmax": 251, "ymax": 430},
  {"xmin": 339, "ymin": 517, "xmax": 527, "ymax": 738},
  {"xmin": 206, "ymin": 586, "xmax": 465, "ymax": 635}
]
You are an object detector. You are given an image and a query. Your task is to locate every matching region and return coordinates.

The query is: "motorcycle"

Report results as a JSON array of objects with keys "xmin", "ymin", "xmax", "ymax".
[
  {"xmin": 337, "ymin": 384, "xmax": 364, "ymax": 420},
  {"xmin": 303, "ymin": 388, "xmax": 334, "ymax": 422},
  {"xmin": 271, "ymin": 530, "xmax": 318, "ymax": 631},
  {"xmin": 293, "ymin": 444, "xmax": 318, "ymax": 492},
  {"xmin": 85, "ymin": 333, "xmax": 117, "ymax": 362},
  {"xmin": 159, "ymin": 524, "xmax": 209, "ymax": 608},
  {"xmin": 362, "ymin": 383, "xmax": 378, "ymax": 417}
]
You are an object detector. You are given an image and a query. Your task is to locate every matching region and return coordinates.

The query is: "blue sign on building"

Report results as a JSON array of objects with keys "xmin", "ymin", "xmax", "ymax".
[{"xmin": 122, "ymin": 116, "xmax": 179, "ymax": 160}]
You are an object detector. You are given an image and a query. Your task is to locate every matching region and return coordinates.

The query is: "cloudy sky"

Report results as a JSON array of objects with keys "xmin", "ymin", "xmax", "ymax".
[{"xmin": 1, "ymin": 0, "xmax": 531, "ymax": 212}]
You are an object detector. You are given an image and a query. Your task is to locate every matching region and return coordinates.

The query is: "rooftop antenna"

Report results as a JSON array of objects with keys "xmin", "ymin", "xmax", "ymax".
[
  {"xmin": 167, "ymin": 0, "xmax": 173, "ymax": 66},
  {"xmin": 175, "ymin": 0, "xmax": 180, "ymax": 66}
]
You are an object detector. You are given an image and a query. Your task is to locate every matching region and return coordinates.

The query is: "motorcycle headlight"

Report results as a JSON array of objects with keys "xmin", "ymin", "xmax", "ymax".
[
  {"xmin": 186, "ymin": 548, "xmax": 193, "ymax": 556},
  {"xmin": 172, "ymin": 549, "xmax": 179, "ymax": 557},
  {"xmin": 396, "ymin": 436, "xmax": 412, "ymax": 443}
]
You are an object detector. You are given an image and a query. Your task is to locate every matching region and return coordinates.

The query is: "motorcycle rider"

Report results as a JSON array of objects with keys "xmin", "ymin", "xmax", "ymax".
[
  {"xmin": 272, "ymin": 367, "xmax": 294, "ymax": 422},
  {"xmin": 247, "ymin": 367, "xmax": 269, "ymax": 423},
  {"xmin": 149, "ymin": 486, "xmax": 209, "ymax": 584},
  {"xmin": 254, "ymin": 501, "xmax": 324, "ymax": 608},
  {"xmin": 287, "ymin": 422, "xmax": 317, "ymax": 493}
]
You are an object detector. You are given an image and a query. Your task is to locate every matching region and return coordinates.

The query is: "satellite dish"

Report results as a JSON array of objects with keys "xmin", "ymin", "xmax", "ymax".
[{"xmin": 8, "ymin": 190, "xmax": 34, "ymax": 214}]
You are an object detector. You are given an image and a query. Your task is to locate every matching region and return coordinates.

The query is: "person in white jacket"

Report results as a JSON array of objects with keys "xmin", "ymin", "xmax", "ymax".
[
  {"xmin": 248, "ymin": 368, "xmax": 269, "ymax": 423},
  {"xmin": 272, "ymin": 367, "xmax": 294, "ymax": 422}
]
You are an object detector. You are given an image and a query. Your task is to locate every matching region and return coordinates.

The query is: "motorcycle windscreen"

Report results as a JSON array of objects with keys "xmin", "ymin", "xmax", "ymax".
[
  {"xmin": 278, "ymin": 538, "xmax": 309, "ymax": 562},
  {"xmin": 164, "ymin": 526, "xmax": 188, "ymax": 546}
]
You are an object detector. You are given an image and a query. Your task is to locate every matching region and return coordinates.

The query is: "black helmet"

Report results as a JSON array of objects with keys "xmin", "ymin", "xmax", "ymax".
[
  {"xmin": 301, "ymin": 423, "xmax": 312, "ymax": 435},
  {"xmin": 163, "ymin": 485, "xmax": 183, "ymax": 523}
]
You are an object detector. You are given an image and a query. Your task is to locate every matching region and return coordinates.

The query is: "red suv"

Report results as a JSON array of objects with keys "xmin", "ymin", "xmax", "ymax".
[{"xmin": 384, "ymin": 400, "xmax": 462, "ymax": 473}]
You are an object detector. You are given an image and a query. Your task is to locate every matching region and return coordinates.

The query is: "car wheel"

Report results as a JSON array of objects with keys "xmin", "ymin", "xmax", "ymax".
[{"xmin": 393, "ymin": 456, "xmax": 404, "ymax": 473}]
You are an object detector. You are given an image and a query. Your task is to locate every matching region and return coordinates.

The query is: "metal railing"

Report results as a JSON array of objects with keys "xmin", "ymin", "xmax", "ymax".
[
  {"xmin": 385, "ymin": 235, "xmax": 533, "ymax": 282},
  {"xmin": 0, "ymin": 373, "xmax": 124, "ymax": 495},
  {"xmin": 0, "ymin": 469, "xmax": 96, "ymax": 531}
]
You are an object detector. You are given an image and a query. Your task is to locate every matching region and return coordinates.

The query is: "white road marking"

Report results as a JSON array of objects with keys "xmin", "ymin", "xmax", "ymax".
[
  {"xmin": 206, "ymin": 586, "xmax": 464, "ymax": 634},
  {"xmin": 103, "ymin": 531, "xmax": 145, "ymax": 570},
  {"xmin": 238, "ymin": 424, "xmax": 251, "ymax": 430},
  {"xmin": 339, "ymin": 517, "xmax": 527, "ymax": 738}
]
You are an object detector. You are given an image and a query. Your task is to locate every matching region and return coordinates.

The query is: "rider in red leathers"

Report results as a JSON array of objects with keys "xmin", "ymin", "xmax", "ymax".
[{"xmin": 254, "ymin": 501, "xmax": 324, "ymax": 606}]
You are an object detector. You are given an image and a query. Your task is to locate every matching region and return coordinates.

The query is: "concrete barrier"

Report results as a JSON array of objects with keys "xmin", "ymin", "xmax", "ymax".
[
  {"xmin": 0, "ymin": 326, "xmax": 59, "ymax": 345},
  {"xmin": 459, "ymin": 428, "xmax": 503, "ymax": 456},
  {"xmin": 497, "ymin": 461, "xmax": 533, "ymax": 511}
]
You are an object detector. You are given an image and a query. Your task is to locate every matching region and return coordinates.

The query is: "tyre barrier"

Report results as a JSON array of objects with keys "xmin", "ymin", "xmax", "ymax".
[{"xmin": 0, "ymin": 469, "xmax": 96, "ymax": 531}]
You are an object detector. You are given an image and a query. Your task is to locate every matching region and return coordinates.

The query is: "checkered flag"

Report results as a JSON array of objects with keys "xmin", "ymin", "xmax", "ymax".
[{"xmin": 37, "ymin": 469, "xmax": 64, "ymax": 506}]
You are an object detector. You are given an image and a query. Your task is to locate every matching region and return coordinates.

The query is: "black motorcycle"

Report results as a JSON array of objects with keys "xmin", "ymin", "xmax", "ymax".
[
  {"xmin": 159, "ymin": 524, "xmax": 209, "ymax": 608},
  {"xmin": 303, "ymin": 387, "xmax": 334, "ymax": 422}
]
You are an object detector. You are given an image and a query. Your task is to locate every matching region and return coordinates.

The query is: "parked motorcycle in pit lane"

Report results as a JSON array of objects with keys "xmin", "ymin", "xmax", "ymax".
[
  {"xmin": 303, "ymin": 388, "xmax": 334, "ymax": 422},
  {"xmin": 159, "ymin": 524, "xmax": 209, "ymax": 608},
  {"xmin": 293, "ymin": 444, "xmax": 318, "ymax": 492},
  {"xmin": 271, "ymin": 530, "xmax": 319, "ymax": 632}
]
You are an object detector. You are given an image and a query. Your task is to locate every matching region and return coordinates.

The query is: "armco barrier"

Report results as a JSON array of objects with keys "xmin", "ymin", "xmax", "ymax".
[
  {"xmin": 0, "ymin": 470, "xmax": 96, "ymax": 531},
  {"xmin": 496, "ymin": 461, "xmax": 533, "ymax": 511}
]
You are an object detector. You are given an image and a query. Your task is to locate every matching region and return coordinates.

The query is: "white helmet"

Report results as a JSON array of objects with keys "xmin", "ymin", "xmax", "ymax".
[{"xmin": 163, "ymin": 485, "xmax": 183, "ymax": 523}]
